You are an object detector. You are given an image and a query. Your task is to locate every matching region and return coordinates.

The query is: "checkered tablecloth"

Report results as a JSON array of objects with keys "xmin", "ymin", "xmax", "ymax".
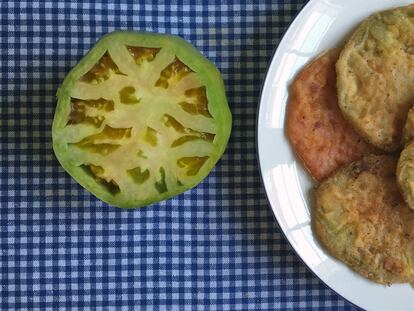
[{"xmin": 0, "ymin": 0, "xmax": 361, "ymax": 310}]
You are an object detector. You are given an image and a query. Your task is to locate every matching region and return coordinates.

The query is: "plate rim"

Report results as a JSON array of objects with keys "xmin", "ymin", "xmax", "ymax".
[{"xmin": 255, "ymin": 0, "xmax": 362, "ymax": 309}]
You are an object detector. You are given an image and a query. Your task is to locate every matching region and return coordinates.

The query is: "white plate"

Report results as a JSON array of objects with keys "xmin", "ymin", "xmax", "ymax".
[{"xmin": 257, "ymin": 0, "xmax": 414, "ymax": 310}]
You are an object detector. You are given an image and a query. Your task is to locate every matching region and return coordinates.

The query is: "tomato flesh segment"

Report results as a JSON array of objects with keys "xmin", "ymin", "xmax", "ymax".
[
  {"xmin": 82, "ymin": 164, "xmax": 120, "ymax": 195},
  {"xmin": 81, "ymin": 52, "xmax": 124, "ymax": 84},
  {"xmin": 127, "ymin": 46, "xmax": 160, "ymax": 65},
  {"xmin": 72, "ymin": 125, "xmax": 132, "ymax": 155},
  {"xmin": 155, "ymin": 58, "xmax": 192, "ymax": 89},
  {"xmin": 144, "ymin": 127, "xmax": 159, "ymax": 146},
  {"xmin": 59, "ymin": 40, "xmax": 221, "ymax": 204},
  {"xmin": 154, "ymin": 167, "xmax": 168, "ymax": 194},
  {"xmin": 128, "ymin": 167, "xmax": 150, "ymax": 184},
  {"xmin": 163, "ymin": 114, "xmax": 215, "ymax": 147},
  {"xmin": 177, "ymin": 157, "xmax": 209, "ymax": 176},
  {"xmin": 179, "ymin": 87, "xmax": 212, "ymax": 118},
  {"xmin": 67, "ymin": 98, "xmax": 114, "ymax": 127},
  {"xmin": 119, "ymin": 86, "xmax": 140, "ymax": 104}
]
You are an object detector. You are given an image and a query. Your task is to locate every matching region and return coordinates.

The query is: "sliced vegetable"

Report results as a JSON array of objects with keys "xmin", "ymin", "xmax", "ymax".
[{"xmin": 52, "ymin": 31, "xmax": 232, "ymax": 208}]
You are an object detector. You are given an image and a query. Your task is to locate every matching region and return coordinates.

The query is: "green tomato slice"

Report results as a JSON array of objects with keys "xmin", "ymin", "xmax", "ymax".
[{"xmin": 52, "ymin": 31, "xmax": 232, "ymax": 208}]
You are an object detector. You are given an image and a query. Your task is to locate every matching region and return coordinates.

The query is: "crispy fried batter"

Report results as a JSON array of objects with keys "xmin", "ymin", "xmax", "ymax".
[
  {"xmin": 402, "ymin": 107, "xmax": 414, "ymax": 146},
  {"xmin": 286, "ymin": 49, "xmax": 375, "ymax": 182},
  {"xmin": 399, "ymin": 110, "xmax": 414, "ymax": 210},
  {"xmin": 336, "ymin": 4, "xmax": 414, "ymax": 152},
  {"xmin": 397, "ymin": 140, "xmax": 414, "ymax": 210},
  {"xmin": 315, "ymin": 155, "xmax": 414, "ymax": 285}
]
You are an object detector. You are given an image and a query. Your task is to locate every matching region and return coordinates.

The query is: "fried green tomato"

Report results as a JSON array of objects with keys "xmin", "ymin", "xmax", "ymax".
[
  {"xmin": 286, "ymin": 49, "xmax": 376, "ymax": 182},
  {"xmin": 315, "ymin": 155, "xmax": 414, "ymax": 285},
  {"xmin": 397, "ymin": 140, "xmax": 414, "ymax": 210},
  {"xmin": 336, "ymin": 4, "xmax": 414, "ymax": 152},
  {"xmin": 402, "ymin": 107, "xmax": 414, "ymax": 146},
  {"xmin": 52, "ymin": 32, "xmax": 232, "ymax": 208}
]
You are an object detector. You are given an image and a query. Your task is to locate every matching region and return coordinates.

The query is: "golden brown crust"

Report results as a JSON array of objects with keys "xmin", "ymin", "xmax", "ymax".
[
  {"xmin": 315, "ymin": 155, "xmax": 414, "ymax": 284},
  {"xmin": 397, "ymin": 140, "xmax": 414, "ymax": 210},
  {"xmin": 286, "ymin": 49, "xmax": 376, "ymax": 182},
  {"xmin": 402, "ymin": 107, "xmax": 414, "ymax": 146},
  {"xmin": 336, "ymin": 4, "xmax": 414, "ymax": 152}
]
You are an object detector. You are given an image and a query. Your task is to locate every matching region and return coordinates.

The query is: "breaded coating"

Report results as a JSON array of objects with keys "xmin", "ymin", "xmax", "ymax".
[
  {"xmin": 336, "ymin": 4, "xmax": 414, "ymax": 152},
  {"xmin": 286, "ymin": 49, "xmax": 375, "ymax": 182},
  {"xmin": 397, "ymin": 140, "xmax": 414, "ymax": 210},
  {"xmin": 402, "ymin": 107, "xmax": 414, "ymax": 146},
  {"xmin": 315, "ymin": 155, "xmax": 414, "ymax": 285}
]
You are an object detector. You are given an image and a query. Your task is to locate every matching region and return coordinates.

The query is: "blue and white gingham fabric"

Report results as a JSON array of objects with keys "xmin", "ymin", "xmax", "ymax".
[{"xmin": 0, "ymin": 1, "xmax": 361, "ymax": 310}]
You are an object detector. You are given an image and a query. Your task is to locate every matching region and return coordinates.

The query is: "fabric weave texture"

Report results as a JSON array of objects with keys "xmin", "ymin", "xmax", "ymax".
[{"xmin": 0, "ymin": 0, "xmax": 359, "ymax": 310}]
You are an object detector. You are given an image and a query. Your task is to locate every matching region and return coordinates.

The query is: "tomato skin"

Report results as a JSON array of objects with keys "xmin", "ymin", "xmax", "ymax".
[{"xmin": 52, "ymin": 31, "xmax": 232, "ymax": 208}]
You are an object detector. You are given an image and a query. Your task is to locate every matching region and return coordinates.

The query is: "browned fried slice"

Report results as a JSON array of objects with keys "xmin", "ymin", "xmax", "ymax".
[
  {"xmin": 286, "ymin": 49, "xmax": 376, "ymax": 182},
  {"xmin": 402, "ymin": 106, "xmax": 414, "ymax": 146},
  {"xmin": 398, "ymin": 109, "xmax": 414, "ymax": 211},
  {"xmin": 315, "ymin": 155, "xmax": 414, "ymax": 285},
  {"xmin": 397, "ymin": 140, "xmax": 414, "ymax": 210},
  {"xmin": 336, "ymin": 4, "xmax": 414, "ymax": 152}
]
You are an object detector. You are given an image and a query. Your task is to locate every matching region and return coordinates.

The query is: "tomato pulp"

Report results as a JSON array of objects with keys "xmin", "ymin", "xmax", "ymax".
[{"xmin": 52, "ymin": 32, "xmax": 232, "ymax": 208}]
